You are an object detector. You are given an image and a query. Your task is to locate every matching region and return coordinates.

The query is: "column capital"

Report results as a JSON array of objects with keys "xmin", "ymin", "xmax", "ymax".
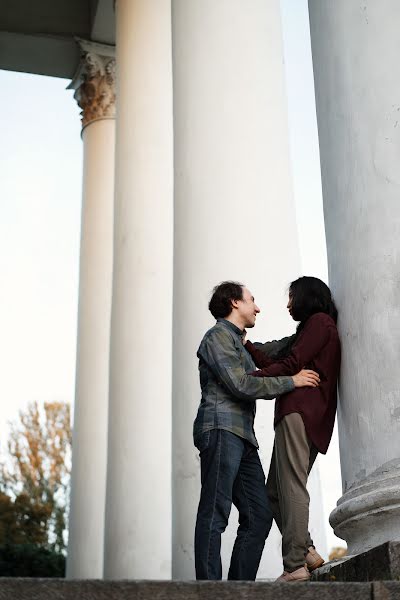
[{"xmin": 68, "ymin": 38, "xmax": 116, "ymax": 130}]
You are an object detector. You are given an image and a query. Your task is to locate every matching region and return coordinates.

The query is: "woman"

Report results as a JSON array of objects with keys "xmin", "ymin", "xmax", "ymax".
[{"xmin": 245, "ymin": 276, "xmax": 341, "ymax": 582}]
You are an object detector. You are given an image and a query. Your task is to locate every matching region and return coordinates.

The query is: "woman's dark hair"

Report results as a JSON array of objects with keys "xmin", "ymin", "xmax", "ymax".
[
  {"xmin": 289, "ymin": 276, "xmax": 338, "ymax": 325},
  {"xmin": 209, "ymin": 281, "xmax": 244, "ymax": 319}
]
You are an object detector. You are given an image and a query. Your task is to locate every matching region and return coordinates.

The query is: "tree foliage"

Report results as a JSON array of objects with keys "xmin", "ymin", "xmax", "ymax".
[
  {"xmin": 0, "ymin": 543, "xmax": 65, "ymax": 577},
  {"xmin": 0, "ymin": 401, "xmax": 71, "ymax": 553},
  {"xmin": 0, "ymin": 492, "xmax": 50, "ymax": 546}
]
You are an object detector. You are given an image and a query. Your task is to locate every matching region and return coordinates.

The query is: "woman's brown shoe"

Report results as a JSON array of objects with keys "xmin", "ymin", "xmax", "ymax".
[
  {"xmin": 305, "ymin": 546, "xmax": 325, "ymax": 571},
  {"xmin": 275, "ymin": 565, "xmax": 311, "ymax": 582}
]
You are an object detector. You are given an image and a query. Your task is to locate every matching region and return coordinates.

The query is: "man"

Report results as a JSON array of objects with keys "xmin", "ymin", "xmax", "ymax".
[{"xmin": 193, "ymin": 281, "xmax": 320, "ymax": 580}]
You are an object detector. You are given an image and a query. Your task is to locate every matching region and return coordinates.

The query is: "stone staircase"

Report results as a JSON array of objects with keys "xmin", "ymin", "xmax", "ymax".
[
  {"xmin": 2, "ymin": 544, "xmax": 400, "ymax": 600},
  {"xmin": 0, "ymin": 580, "xmax": 399, "ymax": 600}
]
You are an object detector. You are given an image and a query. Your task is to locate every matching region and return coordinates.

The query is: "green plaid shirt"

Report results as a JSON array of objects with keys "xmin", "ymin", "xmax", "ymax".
[{"xmin": 193, "ymin": 319, "xmax": 295, "ymax": 448}]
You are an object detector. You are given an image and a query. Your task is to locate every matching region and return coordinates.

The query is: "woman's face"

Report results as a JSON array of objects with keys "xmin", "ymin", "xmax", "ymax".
[{"xmin": 287, "ymin": 293, "xmax": 294, "ymax": 320}]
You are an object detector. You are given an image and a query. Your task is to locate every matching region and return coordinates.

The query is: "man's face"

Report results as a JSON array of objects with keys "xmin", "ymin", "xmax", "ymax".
[{"xmin": 235, "ymin": 287, "xmax": 260, "ymax": 328}]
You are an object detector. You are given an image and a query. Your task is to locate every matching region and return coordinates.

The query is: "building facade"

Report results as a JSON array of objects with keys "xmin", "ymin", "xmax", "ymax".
[{"xmin": 2, "ymin": 0, "xmax": 399, "ymax": 581}]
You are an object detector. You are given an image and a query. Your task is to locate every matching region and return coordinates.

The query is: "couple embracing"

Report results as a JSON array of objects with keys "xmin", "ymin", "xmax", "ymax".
[{"xmin": 193, "ymin": 277, "xmax": 340, "ymax": 582}]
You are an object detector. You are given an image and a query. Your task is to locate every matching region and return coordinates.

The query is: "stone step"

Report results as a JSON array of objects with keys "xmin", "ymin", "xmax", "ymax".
[
  {"xmin": 313, "ymin": 541, "xmax": 400, "ymax": 583},
  {"xmin": 0, "ymin": 580, "xmax": 399, "ymax": 600}
]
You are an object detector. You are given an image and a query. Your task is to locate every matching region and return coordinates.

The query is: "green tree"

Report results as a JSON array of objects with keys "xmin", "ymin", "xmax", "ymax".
[
  {"xmin": 0, "ymin": 492, "xmax": 65, "ymax": 576},
  {"xmin": 0, "ymin": 492, "xmax": 50, "ymax": 545},
  {"xmin": 0, "ymin": 543, "xmax": 65, "ymax": 577},
  {"xmin": 0, "ymin": 401, "xmax": 71, "ymax": 553}
]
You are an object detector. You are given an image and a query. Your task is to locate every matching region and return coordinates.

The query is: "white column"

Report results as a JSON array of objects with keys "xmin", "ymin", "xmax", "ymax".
[
  {"xmin": 104, "ymin": 0, "xmax": 173, "ymax": 579},
  {"xmin": 171, "ymin": 0, "xmax": 325, "ymax": 579},
  {"xmin": 309, "ymin": 1, "xmax": 400, "ymax": 554},
  {"xmin": 67, "ymin": 40, "xmax": 115, "ymax": 578}
]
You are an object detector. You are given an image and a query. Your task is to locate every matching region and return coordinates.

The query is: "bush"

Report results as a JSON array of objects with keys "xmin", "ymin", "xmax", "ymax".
[{"xmin": 0, "ymin": 544, "xmax": 65, "ymax": 577}]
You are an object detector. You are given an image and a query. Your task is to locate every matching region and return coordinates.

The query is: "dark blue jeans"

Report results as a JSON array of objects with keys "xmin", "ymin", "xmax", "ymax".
[{"xmin": 194, "ymin": 429, "xmax": 273, "ymax": 580}]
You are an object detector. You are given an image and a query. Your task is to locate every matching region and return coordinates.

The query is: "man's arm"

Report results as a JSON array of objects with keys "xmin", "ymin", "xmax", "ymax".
[{"xmin": 198, "ymin": 327, "xmax": 316, "ymax": 402}]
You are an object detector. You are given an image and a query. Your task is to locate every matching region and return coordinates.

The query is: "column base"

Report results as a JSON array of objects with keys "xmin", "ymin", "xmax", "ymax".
[
  {"xmin": 330, "ymin": 459, "xmax": 400, "ymax": 554},
  {"xmin": 312, "ymin": 540, "xmax": 400, "ymax": 582}
]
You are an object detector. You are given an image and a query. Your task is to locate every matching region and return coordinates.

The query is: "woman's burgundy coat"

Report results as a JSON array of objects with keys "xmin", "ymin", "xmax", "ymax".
[{"xmin": 246, "ymin": 312, "xmax": 341, "ymax": 454}]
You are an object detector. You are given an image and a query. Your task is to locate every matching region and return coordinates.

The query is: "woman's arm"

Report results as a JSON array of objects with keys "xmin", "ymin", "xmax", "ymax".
[
  {"xmin": 247, "ymin": 314, "xmax": 330, "ymax": 377},
  {"xmin": 245, "ymin": 341, "xmax": 276, "ymax": 368},
  {"xmin": 252, "ymin": 334, "xmax": 296, "ymax": 358}
]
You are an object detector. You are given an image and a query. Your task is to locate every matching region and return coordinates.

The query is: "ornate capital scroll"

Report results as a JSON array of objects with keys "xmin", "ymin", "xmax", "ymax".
[{"xmin": 68, "ymin": 39, "xmax": 116, "ymax": 130}]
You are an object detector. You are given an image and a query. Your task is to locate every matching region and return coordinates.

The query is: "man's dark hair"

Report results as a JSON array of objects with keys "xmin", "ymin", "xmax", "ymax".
[
  {"xmin": 289, "ymin": 276, "xmax": 338, "ymax": 324},
  {"xmin": 208, "ymin": 281, "xmax": 244, "ymax": 319}
]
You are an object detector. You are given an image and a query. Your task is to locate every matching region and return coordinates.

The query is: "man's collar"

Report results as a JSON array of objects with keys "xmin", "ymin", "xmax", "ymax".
[{"xmin": 217, "ymin": 318, "xmax": 244, "ymax": 337}]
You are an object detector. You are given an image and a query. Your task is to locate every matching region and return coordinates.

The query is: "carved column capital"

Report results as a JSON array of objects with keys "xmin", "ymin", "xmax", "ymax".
[{"xmin": 69, "ymin": 39, "xmax": 116, "ymax": 130}]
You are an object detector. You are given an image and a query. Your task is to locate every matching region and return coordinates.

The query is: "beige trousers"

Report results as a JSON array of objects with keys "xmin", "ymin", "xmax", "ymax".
[{"xmin": 266, "ymin": 412, "xmax": 318, "ymax": 572}]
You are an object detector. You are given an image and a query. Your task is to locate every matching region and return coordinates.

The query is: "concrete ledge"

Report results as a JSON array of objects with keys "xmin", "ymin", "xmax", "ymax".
[
  {"xmin": 0, "ymin": 580, "xmax": 377, "ymax": 600},
  {"xmin": 313, "ymin": 541, "xmax": 400, "ymax": 582}
]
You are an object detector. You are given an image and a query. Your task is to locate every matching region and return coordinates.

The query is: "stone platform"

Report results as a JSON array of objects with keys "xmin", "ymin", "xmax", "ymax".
[
  {"xmin": 313, "ymin": 541, "xmax": 400, "ymax": 582},
  {"xmin": 0, "ymin": 580, "xmax": 399, "ymax": 600}
]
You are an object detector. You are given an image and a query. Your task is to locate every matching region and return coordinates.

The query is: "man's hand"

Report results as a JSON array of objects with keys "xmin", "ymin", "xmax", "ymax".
[{"xmin": 292, "ymin": 369, "xmax": 320, "ymax": 388}]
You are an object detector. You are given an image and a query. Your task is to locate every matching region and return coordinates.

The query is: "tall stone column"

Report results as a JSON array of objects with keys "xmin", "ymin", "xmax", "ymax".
[
  {"xmin": 171, "ymin": 0, "xmax": 325, "ymax": 579},
  {"xmin": 308, "ymin": 1, "xmax": 400, "ymax": 553},
  {"xmin": 103, "ymin": 0, "xmax": 173, "ymax": 579},
  {"xmin": 67, "ymin": 40, "xmax": 115, "ymax": 578}
]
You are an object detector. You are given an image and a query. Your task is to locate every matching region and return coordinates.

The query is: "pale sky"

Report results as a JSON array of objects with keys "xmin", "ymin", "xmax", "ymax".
[
  {"xmin": 0, "ymin": 0, "xmax": 343, "ymax": 552},
  {"xmin": 0, "ymin": 73, "xmax": 82, "ymax": 431}
]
